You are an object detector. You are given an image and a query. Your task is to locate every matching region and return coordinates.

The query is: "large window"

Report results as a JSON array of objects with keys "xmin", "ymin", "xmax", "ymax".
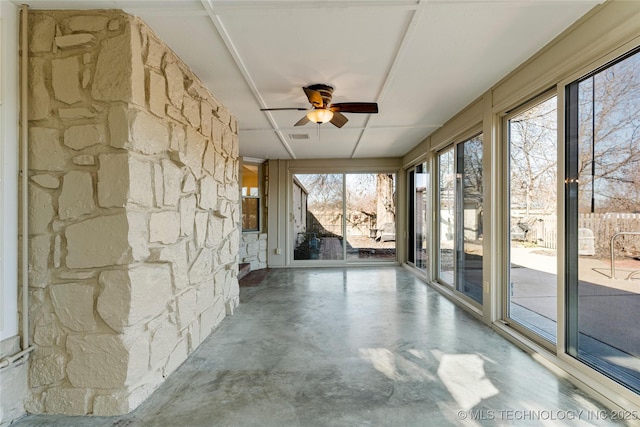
[
  {"xmin": 241, "ymin": 164, "xmax": 260, "ymax": 231},
  {"xmin": 408, "ymin": 162, "xmax": 428, "ymax": 272},
  {"xmin": 506, "ymin": 94, "xmax": 558, "ymax": 343},
  {"xmin": 566, "ymin": 47, "xmax": 640, "ymax": 392},
  {"xmin": 436, "ymin": 134, "xmax": 484, "ymax": 304},
  {"xmin": 292, "ymin": 173, "xmax": 396, "ymax": 262}
]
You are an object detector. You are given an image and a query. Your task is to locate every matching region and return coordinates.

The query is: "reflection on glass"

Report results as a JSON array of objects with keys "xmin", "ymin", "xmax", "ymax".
[
  {"xmin": 293, "ymin": 174, "xmax": 344, "ymax": 260},
  {"xmin": 568, "ymin": 49, "xmax": 640, "ymax": 391},
  {"xmin": 415, "ymin": 163, "xmax": 429, "ymax": 272},
  {"xmin": 508, "ymin": 96, "xmax": 558, "ymax": 342},
  {"xmin": 345, "ymin": 173, "xmax": 397, "ymax": 261},
  {"xmin": 456, "ymin": 136, "xmax": 483, "ymax": 303},
  {"xmin": 438, "ymin": 149, "xmax": 455, "ymax": 285}
]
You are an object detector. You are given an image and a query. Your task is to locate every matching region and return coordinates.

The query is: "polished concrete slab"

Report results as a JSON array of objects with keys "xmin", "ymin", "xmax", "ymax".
[{"xmin": 12, "ymin": 267, "xmax": 627, "ymax": 426}]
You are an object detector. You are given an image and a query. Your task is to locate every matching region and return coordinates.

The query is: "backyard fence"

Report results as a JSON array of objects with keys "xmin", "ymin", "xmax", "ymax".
[{"xmin": 523, "ymin": 213, "xmax": 640, "ymax": 258}]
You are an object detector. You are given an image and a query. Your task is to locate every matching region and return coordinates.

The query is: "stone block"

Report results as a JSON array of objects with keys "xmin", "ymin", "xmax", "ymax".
[
  {"xmin": 169, "ymin": 123, "xmax": 186, "ymax": 153},
  {"xmin": 59, "ymin": 107, "xmax": 95, "ymax": 120},
  {"xmin": 97, "ymin": 153, "xmax": 129, "ymax": 207},
  {"xmin": 64, "ymin": 124, "xmax": 106, "ymax": 150},
  {"xmin": 29, "ymin": 235, "xmax": 50, "ymax": 288},
  {"xmin": 200, "ymin": 296, "xmax": 225, "ymax": 337},
  {"xmin": 180, "ymin": 128, "xmax": 206, "ymax": 178},
  {"xmin": 67, "ymin": 334, "xmax": 128, "ymax": 388},
  {"xmin": 149, "ymin": 240, "xmax": 189, "ymax": 290},
  {"xmin": 55, "ymin": 34, "xmax": 97, "ymax": 49},
  {"xmin": 44, "ymin": 388, "xmax": 90, "ymax": 415},
  {"xmin": 149, "ymin": 211, "xmax": 181, "ymax": 244},
  {"xmin": 65, "ymin": 212, "xmax": 146, "ymax": 268},
  {"xmin": 195, "ymin": 212, "xmax": 208, "ymax": 248},
  {"xmin": 176, "ymin": 288, "xmax": 197, "ymax": 329},
  {"xmin": 109, "ymin": 106, "xmax": 170, "ymax": 155},
  {"xmin": 148, "ymin": 70, "xmax": 167, "ymax": 117},
  {"xmin": 182, "ymin": 172, "xmax": 196, "ymax": 193},
  {"xmin": 30, "ymin": 352, "xmax": 66, "ymax": 387},
  {"xmin": 97, "ymin": 264, "xmax": 173, "ymax": 332},
  {"xmin": 205, "ymin": 216, "xmax": 222, "ymax": 248},
  {"xmin": 72, "ymin": 155, "xmax": 95, "ymax": 166},
  {"xmin": 164, "ymin": 61, "xmax": 184, "ymax": 109},
  {"xmin": 52, "ymin": 56, "xmax": 82, "ymax": 105},
  {"xmin": 108, "ymin": 19, "xmax": 120, "ymax": 31},
  {"xmin": 28, "ymin": 57, "xmax": 51, "ymax": 120},
  {"xmin": 29, "ymin": 127, "xmax": 66, "ymax": 172},
  {"xmin": 162, "ymin": 159, "xmax": 183, "ymax": 207},
  {"xmin": 29, "ymin": 184, "xmax": 54, "ymax": 235},
  {"xmin": 65, "ymin": 15, "xmax": 109, "ymax": 32},
  {"xmin": 202, "ymin": 141, "xmax": 216, "ymax": 176},
  {"xmin": 163, "ymin": 338, "xmax": 188, "ymax": 377},
  {"xmin": 58, "ymin": 171, "xmax": 95, "ymax": 220},
  {"xmin": 182, "ymin": 95, "xmax": 200, "ymax": 128},
  {"xmin": 31, "ymin": 174, "xmax": 60, "ymax": 189},
  {"xmin": 145, "ymin": 36, "xmax": 165, "ymax": 69},
  {"xmin": 200, "ymin": 103, "xmax": 212, "ymax": 139},
  {"xmin": 92, "ymin": 31, "xmax": 144, "ymax": 104},
  {"xmin": 33, "ymin": 312, "xmax": 60, "ymax": 346},
  {"xmin": 93, "ymin": 392, "xmax": 130, "ymax": 416},
  {"xmin": 29, "ymin": 14, "xmax": 56, "ymax": 52},
  {"xmin": 153, "ymin": 163, "xmax": 164, "ymax": 207},
  {"xmin": 179, "ymin": 195, "xmax": 196, "ymax": 237},
  {"xmin": 150, "ymin": 322, "xmax": 178, "ymax": 367},
  {"xmin": 82, "ymin": 67, "xmax": 91, "ymax": 88},
  {"xmin": 128, "ymin": 156, "xmax": 154, "ymax": 207},
  {"xmin": 50, "ymin": 283, "xmax": 97, "ymax": 332},
  {"xmin": 198, "ymin": 176, "xmax": 217, "ymax": 211},
  {"xmin": 196, "ymin": 279, "xmax": 215, "ymax": 314},
  {"xmin": 189, "ymin": 248, "xmax": 213, "ymax": 285}
]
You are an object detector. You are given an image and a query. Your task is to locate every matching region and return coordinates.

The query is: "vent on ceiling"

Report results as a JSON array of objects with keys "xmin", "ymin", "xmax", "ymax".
[{"xmin": 288, "ymin": 133, "xmax": 309, "ymax": 140}]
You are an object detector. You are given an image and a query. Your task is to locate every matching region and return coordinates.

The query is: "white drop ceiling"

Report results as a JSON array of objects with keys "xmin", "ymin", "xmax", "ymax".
[{"xmin": 19, "ymin": 0, "xmax": 602, "ymax": 160}]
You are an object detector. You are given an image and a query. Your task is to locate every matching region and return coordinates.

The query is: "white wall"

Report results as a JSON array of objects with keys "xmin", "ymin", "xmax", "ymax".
[{"xmin": 0, "ymin": 0, "xmax": 20, "ymax": 342}]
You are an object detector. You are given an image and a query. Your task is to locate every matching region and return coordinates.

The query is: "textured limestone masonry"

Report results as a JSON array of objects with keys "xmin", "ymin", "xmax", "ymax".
[
  {"xmin": 25, "ymin": 10, "xmax": 240, "ymax": 416},
  {"xmin": 239, "ymin": 233, "xmax": 267, "ymax": 270}
]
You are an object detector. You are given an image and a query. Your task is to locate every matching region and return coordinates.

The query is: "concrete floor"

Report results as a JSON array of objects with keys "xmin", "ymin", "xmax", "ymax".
[{"xmin": 12, "ymin": 267, "xmax": 627, "ymax": 426}]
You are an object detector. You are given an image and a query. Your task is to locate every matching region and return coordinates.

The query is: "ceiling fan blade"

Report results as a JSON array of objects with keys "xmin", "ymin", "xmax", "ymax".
[
  {"xmin": 331, "ymin": 102, "xmax": 378, "ymax": 114},
  {"xmin": 260, "ymin": 107, "xmax": 308, "ymax": 111},
  {"xmin": 294, "ymin": 115, "xmax": 310, "ymax": 127},
  {"xmin": 303, "ymin": 87, "xmax": 324, "ymax": 108},
  {"xmin": 330, "ymin": 112, "xmax": 348, "ymax": 128}
]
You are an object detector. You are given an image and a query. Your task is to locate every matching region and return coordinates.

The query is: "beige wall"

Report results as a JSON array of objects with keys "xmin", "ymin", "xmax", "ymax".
[{"xmin": 23, "ymin": 10, "xmax": 240, "ymax": 415}]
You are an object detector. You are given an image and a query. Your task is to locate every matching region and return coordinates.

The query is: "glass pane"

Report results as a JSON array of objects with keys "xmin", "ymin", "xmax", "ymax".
[
  {"xmin": 456, "ymin": 136, "xmax": 483, "ymax": 304},
  {"xmin": 508, "ymin": 96, "xmax": 558, "ymax": 342},
  {"xmin": 408, "ymin": 170, "xmax": 416, "ymax": 264},
  {"xmin": 242, "ymin": 198, "xmax": 259, "ymax": 231},
  {"xmin": 293, "ymin": 174, "xmax": 344, "ymax": 261},
  {"xmin": 415, "ymin": 163, "xmax": 429, "ymax": 272},
  {"xmin": 242, "ymin": 164, "xmax": 259, "ymax": 197},
  {"xmin": 345, "ymin": 173, "xmax": 396, "ymax": 261},
  {"xmin": 570, "ymin": 50, "xmax": 640, "ymax": 391},
  {"xmin": 438, "ymin": 149, "xmax": 455, "ymax": 285}
]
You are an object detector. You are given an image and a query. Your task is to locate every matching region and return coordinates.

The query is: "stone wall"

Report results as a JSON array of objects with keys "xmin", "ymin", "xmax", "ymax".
[
  {"xmin": 25, "ymin": 10, "xmax": 240, "ymax": 415},
  {"xmin": 239, "ymin": 233, "xmax": 267, "ymax": 270}
]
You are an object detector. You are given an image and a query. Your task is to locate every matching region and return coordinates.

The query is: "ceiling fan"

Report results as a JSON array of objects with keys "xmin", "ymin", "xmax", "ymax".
[{"xmin": 260, "ymin": 84, "xmax": 378, "ymax": 128}]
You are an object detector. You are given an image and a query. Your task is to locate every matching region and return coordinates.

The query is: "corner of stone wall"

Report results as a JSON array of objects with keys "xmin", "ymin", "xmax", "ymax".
[{"xmin": 26, "ymin": 10, "xmax": 240, "ymax": 416}]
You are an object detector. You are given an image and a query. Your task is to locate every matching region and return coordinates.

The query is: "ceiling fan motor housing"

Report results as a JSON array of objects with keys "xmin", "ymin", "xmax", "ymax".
[{"xmin": 307, "ymin": 83, "xmax": 334, "ymax": 107}]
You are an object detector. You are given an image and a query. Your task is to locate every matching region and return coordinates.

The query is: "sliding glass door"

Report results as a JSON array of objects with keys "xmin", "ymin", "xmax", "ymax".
[
  {"xmin": 292, "ymin": 172, "xmax": 396, "ymax": 263},
  {"xmin": 407, "ymin": 163, "xmax": 428, "ymax": 272},
  {"xmin": 436, "ymin": 135, "xmax": 484, "ymax": 305},
  {"xmin": 505, "ymin": 94, "xmax": 558, "ymax": 343},
  {"xmin": 565, "ymin": 47, "xmax": 640, "ymax": 392}
]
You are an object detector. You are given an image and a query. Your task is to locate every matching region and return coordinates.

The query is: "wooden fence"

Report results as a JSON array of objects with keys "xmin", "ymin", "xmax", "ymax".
[{"xmin": 524, "ymin": 213, "xmax": 640, "ymax": 257}]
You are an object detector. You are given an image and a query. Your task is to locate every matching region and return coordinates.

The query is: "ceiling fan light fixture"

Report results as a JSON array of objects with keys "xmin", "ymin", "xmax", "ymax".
[{"xmin": 306, "ymin": 108, "xmax": 334, "ymax": 124}]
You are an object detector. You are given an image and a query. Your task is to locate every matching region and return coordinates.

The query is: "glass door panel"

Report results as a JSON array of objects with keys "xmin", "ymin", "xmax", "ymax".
[
  {"xmin": 293, "ymin": 174, "xmax": 344, "ymax": 261},
  {"xmin": 566, "ymin": 48, "xmax": 640, "ymax": 392},
  {"xmin": 438, "ymin": 149, "xmax": 455, "ymax": 285},
  {"xmin": 345, "ymin": 173, "xmax": 396, "ymax": 261},
  {"xmin": 415, "ymin": 163, "xmax": 429, "ymax": 272},
  {"xmin": 456, "ymin": 136, "xmax": 484, "ymax": 304},
  {"xmin": 507, "ymin": 95, "xmax": 558, "ymax": 343}
]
